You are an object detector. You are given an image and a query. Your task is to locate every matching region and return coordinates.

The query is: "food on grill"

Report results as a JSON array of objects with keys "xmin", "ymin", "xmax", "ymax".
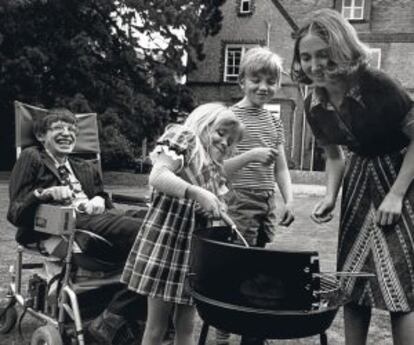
[{"xmin": 240, "ymin": 274, "xmax": 285, "ymax": 307}]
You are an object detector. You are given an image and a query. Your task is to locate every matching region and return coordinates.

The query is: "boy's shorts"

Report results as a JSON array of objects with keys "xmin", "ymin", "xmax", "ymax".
[{"xmin": 226, "ymin": 188, "xmax": 277, "ymax": 247}]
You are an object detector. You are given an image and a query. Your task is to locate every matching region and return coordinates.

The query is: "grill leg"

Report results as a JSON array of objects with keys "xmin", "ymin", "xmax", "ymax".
[
  {"xmin": 197, "ymin": 322, "xmax": 209, "ymax": 345},
  {"xmin": 320, "ymin": 332, "xmax": 328, "ymax": 345}
]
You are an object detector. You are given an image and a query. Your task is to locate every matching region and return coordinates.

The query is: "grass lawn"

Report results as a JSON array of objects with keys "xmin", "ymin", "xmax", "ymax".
[{"xmin": 0, "ymin": 172, "xmax": 393, "ymax": 344}]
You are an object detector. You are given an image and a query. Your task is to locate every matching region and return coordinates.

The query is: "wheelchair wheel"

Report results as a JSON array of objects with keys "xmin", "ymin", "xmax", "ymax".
[
  {"xmin": 0, "ymin": 306, "xmax": 17, "ymax": 334},
  {"xmin": 30, "ymin": 325, "xmax": 64, "ymax": 345}
]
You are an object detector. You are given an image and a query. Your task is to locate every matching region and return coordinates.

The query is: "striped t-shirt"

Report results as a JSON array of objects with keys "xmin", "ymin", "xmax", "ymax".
[{"xmin": 230, "ymin": 105, "xmax": 285, "ymax": 190}]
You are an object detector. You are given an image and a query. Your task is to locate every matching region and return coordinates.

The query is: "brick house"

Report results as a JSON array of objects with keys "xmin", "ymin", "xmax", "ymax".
[{"xmin": 187, "ymin": 0, "xmax": 414, "ymax": 171}]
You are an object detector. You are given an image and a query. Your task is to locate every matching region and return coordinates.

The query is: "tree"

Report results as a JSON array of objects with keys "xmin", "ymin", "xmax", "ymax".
[{"xmin": 0, "ymin": 0, "xmax": 225, "ymax": 169}]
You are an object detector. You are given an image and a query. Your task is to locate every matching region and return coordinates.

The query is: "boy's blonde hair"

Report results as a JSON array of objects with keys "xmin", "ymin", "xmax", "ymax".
[
  {"xmin": 239, "ymin": 46, "xmax": 283, "ymax": 85},
  {"xmin": 291, "ymin": 8, "xmax": 370, "ymax": 84},
  {"xmin": 184, "ymin": 103, "xmax": 244, "ymax": 170}
]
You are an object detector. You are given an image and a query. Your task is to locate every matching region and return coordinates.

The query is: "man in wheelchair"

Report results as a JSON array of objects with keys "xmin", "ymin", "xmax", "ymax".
[{"xmin": 7, "ymin": 108, "xmax": 147, "ymax": 344}]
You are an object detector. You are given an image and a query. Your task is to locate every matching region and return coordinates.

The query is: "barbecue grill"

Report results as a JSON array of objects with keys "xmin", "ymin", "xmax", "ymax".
[{"xmin": 189, "ymin": 226, "xmax": 371, "ymax": 345}]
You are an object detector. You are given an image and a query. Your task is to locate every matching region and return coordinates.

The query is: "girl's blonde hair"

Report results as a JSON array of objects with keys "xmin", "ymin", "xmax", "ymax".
[
  {"xmin": 239, "ymin": 46, "xmax": 283, "ymax": 86},
  {"xmin": 291, "ymin": 8, "xmax": 370, "ymax": 84},
  {"xmin": 184, "ymin": 103, "xmax": 244, "ymax": 171}
]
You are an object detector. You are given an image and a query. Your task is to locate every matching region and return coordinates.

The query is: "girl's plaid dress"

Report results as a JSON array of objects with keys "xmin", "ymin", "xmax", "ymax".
[{"xmin": 121, "ymin": 125, "xmax": 227, "ymax": 305}]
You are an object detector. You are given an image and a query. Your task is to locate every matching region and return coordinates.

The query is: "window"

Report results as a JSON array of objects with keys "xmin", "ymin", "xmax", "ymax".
[
  {"xmin": 223, "ymin": 44, "xmax": 260, "ymax": 83},
  {"xmin": 224, "ymin": 45, "xmax": 244, "ymax": 83},
  {"xmin": 368, "ymin": 48, "xmax": 381, "ymax": 69},
  {"xmin": 342, "ymin": 0, "xmax": 365, "ymax": 20},
  {"xmin": 239, "ymin": 0, "xmax": 252, "ymax": 14},
  {"xmin": 264, "ymin": 104, "xmax": 281, "ymax": 119}
]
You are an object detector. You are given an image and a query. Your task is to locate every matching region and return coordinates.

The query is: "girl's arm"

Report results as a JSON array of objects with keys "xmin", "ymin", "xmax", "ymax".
[
  {"xmin": 224, "ymin": 147, "xmax": 278, "ymax": 178},
  {"xmin": 274, "ymin": 145, "xmax": 294, "ymax": 226},
  {"xmin": 376, "ymin": 120, "xmax": 414, "ymax": 226},
  {"xmin": 312, "ymin": 144, "xmax": 345, "ymax": 220},
  {"xmin": 149, "ymin": 157, "xmax": 224, "ymax": 218}
]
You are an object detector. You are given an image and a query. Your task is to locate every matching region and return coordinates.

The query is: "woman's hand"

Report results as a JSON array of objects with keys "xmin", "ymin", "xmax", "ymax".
[
  {"xmin": 311, "ymin": 197, "xmax": 335, "ymax": 224},
  {"xmin": 376, "ymin": 192, "xmax": 403, "ymax": 226},
  {"xmin": 278, "ymin": 203, "xmax": 295, "ymax": 226},
  {"xmin": 187, "ymin": 185, "xmax": 225, "ymax": 219}
]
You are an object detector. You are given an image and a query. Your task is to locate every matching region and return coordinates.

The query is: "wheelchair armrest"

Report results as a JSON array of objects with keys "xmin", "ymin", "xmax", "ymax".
[
  {"xmin": 110, "ymin": 192, "xmax": 149, "ymax": 206},
  {"xmin": 34, "ymin": 204, "xmax": 76, "ymax": 235}
]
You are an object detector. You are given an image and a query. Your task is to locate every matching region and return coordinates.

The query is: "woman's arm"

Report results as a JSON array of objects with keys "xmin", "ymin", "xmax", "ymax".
[
  {"xmin": 376, "ymin": 120, "xmax": 414, "ymax": 226},
  {"xmin": 312, "ymin": 144, "xmax": 346, "ymax": 219}
]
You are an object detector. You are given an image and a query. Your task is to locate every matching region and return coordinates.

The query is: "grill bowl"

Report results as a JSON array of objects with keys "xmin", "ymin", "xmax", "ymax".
[{"xmin": 190, "ymin": 285, "xmax": 340, "ymax": 339}]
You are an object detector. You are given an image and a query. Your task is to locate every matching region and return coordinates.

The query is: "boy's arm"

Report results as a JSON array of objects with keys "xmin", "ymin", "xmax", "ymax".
[
  {"xmin": 274, "ymin": 144, "xmax": 295, "ymax": 226},
  {"xmin": 274, "ymin": 144, "xmax": 293, "ymax": 206},
  {"xmin": 224, "ymin": 148, "xmax": 278, "ymax": 178}
]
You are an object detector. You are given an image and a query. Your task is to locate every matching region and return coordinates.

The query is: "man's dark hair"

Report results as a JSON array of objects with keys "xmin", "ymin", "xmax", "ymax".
[{"xmin": 33, "ymin": 108, "xmax": 78, "ymax": 138}]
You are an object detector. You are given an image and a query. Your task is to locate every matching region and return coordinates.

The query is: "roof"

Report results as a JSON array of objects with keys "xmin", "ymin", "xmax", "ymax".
[{"xmin": 269, "ymin": 0, "xmax": 299, "ymax": 32}]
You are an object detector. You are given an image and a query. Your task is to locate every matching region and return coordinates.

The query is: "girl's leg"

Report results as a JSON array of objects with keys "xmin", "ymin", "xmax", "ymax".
[
  {"xmin": 344, "ymin": 303, "xmax": 371, "ymax": 345},
  {"xmin": 173, "ymin": 304, "xmax": 196, "ymax": 345},
  {"xmin": 141, "ymin": 297, "xmax": 173, "ymax": 345},
  {"xmin": 390, "ymin": 311, "xmax": 414, "ymax": 345}
]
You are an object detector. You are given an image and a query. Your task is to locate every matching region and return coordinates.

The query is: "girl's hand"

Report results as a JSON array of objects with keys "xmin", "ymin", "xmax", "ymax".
[
  {"xmin": 311, "ymin": 198, "xmax": 335, "ymax": 224},
  {"xmin": 376, "ymin": 192, "xmax": 403, "ymax": 226},
  {"xmin": 248, "ymin": 148, "xmax": 279, "ymax": 165},
  {"xmin": 278, "ymin": 203, "xmax": 295, "ymax": 226},
  {"xmin": 188, "ymin": 185, "xmax": 224, "ymax": 218}
]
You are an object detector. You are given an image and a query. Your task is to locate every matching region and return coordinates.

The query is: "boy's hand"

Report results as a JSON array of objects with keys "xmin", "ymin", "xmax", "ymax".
[
  {"xmin": 249, "ymin": 148, "xmax": 278, "ymax": 165},
  {"xmin": 279, "ymin": 204, "xmax": 295, "ymax": 226},
  {"xmin": 188, "ymin": 185, "xmax": 224, "ymax": 219}
]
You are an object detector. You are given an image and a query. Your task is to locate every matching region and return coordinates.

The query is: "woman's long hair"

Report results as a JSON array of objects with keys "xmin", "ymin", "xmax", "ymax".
[{"xmin": 291, "ymin": 8, "xmax": 370, "ymax": 85}]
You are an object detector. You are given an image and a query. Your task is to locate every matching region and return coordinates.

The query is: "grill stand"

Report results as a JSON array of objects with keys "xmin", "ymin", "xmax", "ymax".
[{"xmin": 196, "ymin": 322, "xmax": 329, "ymax": 345}]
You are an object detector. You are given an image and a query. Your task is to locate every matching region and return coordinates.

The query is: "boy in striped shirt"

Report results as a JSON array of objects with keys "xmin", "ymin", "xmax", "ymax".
[
  {"xmin": 222, "ymin": 45, "xmax": 295, "ymax": 345},
  {"xmin": 226, "ymin": 46, "xmax": 295, "ymax": 247}
]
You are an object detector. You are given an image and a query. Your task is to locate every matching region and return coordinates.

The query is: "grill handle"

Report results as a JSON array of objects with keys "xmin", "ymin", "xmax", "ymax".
[{"xmin": 313, "ymin": 272, "xmax": 376, "ymax": 278}]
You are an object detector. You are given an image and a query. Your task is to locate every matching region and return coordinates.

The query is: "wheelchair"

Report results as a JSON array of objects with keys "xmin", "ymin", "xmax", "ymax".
[{"xmin": 0, "ymin": 101, "xmax": 149, "ymax": 345}]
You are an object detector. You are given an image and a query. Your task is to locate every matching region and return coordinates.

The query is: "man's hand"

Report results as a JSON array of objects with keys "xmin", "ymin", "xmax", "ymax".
[
  {"xmin": 36, "ymin": 186, "xmax": 73, "ymax": 202},
  {"xmin": 82, "ymin": 196, "xmax": 106, "ymax": 215}
]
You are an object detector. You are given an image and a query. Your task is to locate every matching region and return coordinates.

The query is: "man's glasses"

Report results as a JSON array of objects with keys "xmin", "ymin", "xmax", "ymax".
[{"xmin": 49, "ymin": 123, "xmax": 78, "ymax": 134}]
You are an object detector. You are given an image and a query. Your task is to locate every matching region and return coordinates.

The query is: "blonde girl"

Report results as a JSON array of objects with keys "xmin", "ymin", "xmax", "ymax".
[{"xmin": 121, "ymin": 103, "xmax": 245, "ymax": 345}]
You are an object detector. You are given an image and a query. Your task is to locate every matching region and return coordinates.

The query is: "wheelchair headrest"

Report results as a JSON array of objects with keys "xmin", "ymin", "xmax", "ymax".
[{"xmin": 14, "ymin": 101, "xmax": 100, "ymax": 153}]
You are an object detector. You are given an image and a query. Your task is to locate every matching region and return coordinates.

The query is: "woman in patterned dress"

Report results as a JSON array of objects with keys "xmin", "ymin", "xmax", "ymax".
[
  {"xmin": 291, "ymin": 8, "xmax": 414, "ymax": 345},
  {"xmin": 121, "ymin": 103, "xmax": 276, "ymax": 345}
]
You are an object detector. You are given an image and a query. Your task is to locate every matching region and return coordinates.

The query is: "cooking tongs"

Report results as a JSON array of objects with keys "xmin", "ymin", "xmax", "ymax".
[{"xmin": 220, "ymin": 211, "xmax": 250, "ymax": 247}]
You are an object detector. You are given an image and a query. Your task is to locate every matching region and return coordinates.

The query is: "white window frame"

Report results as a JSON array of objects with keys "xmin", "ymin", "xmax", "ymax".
[
  {"xmin": 368, "ymin": 48, "xmax": 381, "ymax": 69},
  {"xmin": 342, "ymin": 0, "xmax": 365, "ymax": 20},
  {"xmin": 264, "ymin": 104, "xmax": 281, "ymax": 119},
  {"xmin": 223, "ymin": 45, "xmax": 245, "ymax": 83},
  {"xmin": 239, "ymin": 0, "xmax": 252, "ymax": 14}
]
